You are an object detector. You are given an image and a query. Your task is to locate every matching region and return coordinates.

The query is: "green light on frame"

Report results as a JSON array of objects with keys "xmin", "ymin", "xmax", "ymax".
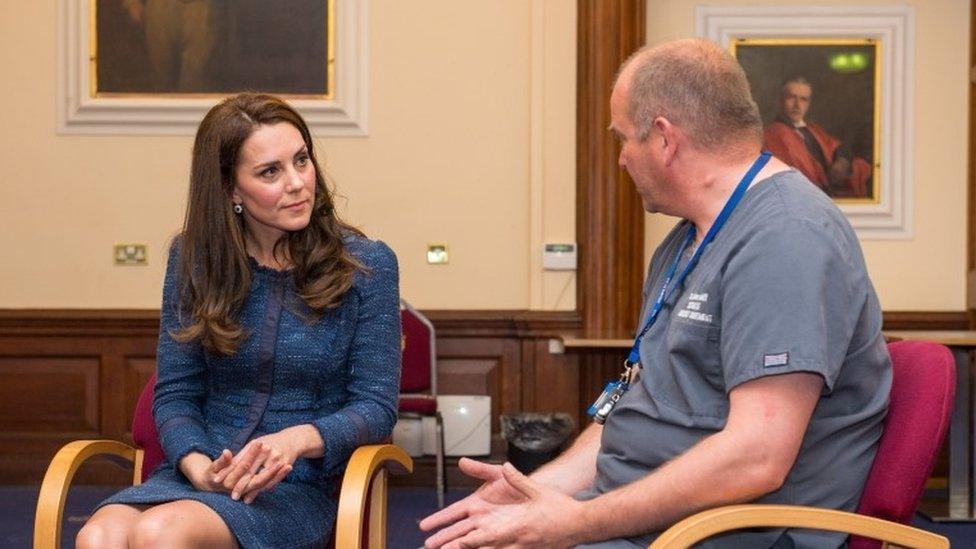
[{"xmin": 829, "ymin": 52, "xmax": 869, "ymax": 73}]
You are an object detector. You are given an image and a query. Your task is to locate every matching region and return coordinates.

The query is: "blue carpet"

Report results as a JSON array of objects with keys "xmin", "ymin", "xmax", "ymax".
[{"xmin": 5, "ymin": 485, "xmax": 974, "ymax": 548}]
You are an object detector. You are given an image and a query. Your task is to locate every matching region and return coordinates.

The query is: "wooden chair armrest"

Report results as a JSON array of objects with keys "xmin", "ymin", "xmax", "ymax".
[
  {"xmin": 335, "ymin": 444, "xmax": 414, "ymax": 549},
  {"xmin": 648, "ymin": 504, "xmax": 948, "ymax": 549},
  {"xmin": 34, "ymin": 440, "xmax": 140, "ymax": 549}
]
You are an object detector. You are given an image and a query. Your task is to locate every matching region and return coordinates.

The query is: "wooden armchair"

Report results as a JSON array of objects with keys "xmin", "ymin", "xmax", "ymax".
[
  {"xmin": 34, "ymin": 375, "xmax": 412, "ymax": 549},
  {"xmin": 649, "ymin": 341, "xmax": 954, "ymax": 548}
]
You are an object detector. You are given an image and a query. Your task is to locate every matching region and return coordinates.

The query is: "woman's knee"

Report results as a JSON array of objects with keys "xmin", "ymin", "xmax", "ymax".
[
  {"xmin": 129, "ymin": 510, "xmax": 173, "ymax": 548},
  {"xmin": 130, "ymin": 501, "xmax": 235, "ymax": 548},
  {"xmin": 76, "ymin": 508, "xmax": 136, "ymax": 549},
  {"xmin": 76, "ymin": 522, "xmax": 121, "ymax": 549}
]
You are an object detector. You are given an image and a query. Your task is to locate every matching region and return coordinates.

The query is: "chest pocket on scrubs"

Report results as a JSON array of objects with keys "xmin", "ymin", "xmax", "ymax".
[{"xmin": 663, "ymin": 313, "xmax": 727, "ymax": 419}]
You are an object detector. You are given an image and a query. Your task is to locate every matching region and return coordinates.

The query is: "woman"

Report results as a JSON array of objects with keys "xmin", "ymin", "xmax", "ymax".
[{"xmin": 77, "ymin": 93, "xmax": 401, "ymax": 548}]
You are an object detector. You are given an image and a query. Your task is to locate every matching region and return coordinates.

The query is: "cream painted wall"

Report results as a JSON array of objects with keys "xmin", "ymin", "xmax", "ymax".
[
  {"xmin": 0, "ymin": 1, "xmax": 577, "ymax": 310},
  {"xmin": 644, "ymin": 0, "xmax": 970, "ymax": 311}
]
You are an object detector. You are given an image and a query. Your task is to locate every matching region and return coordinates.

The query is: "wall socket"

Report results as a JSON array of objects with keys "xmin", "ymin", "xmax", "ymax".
[{"xmin": 114, "ymin": 244, "xmax": 148, "ymax": 266}]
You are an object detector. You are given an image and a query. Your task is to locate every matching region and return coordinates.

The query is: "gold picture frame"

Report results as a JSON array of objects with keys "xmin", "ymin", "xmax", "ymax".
[
  {"xmin": 731, "ymin": 38, "xmax": 882, "ymax": 204},
  {"xmin": 88, "ymin": 0, "xmax": 336, "ymax": 100}
]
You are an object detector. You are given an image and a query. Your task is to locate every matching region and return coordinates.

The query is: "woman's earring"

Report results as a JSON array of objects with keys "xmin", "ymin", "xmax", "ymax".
[{"xmin": 233, "ymin": 203, "xmax": 243, "ymax": 215}]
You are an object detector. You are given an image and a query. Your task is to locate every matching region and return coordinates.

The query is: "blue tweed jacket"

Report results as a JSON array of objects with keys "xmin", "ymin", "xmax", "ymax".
[{"xmin": 153, "ymin": 235, "xmax": 402, "ymax": 481}]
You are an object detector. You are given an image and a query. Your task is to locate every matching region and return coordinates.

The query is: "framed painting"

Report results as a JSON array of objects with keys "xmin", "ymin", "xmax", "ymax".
[
  {"xmin": 732, "ymin": 39, "xmax": 880, "ymax": 204},
  {"xmin": 93, "ymin": 0, "xmax": 334, "ymax": 97},
  {"xmin": 697, "ymin": 6, "xmax": 915, "ymax": 239},
  {"xmin": 59, "ymin": 0, "xmax": 367, "ymax": 135}
]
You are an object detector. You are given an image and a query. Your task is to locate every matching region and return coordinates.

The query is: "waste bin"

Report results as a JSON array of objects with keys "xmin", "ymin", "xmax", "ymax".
[{"xmin": 500, "ymin": 413, "xmax": 575, "ymax": 474}]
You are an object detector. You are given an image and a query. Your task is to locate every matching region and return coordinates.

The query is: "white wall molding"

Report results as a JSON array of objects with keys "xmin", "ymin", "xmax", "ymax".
[{"xmin": 697, "ymin": 5, "xmax": 915, "ymax": 239}]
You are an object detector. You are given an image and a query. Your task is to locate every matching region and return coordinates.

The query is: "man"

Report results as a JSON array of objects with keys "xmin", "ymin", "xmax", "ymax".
[
  {"xmin": 421, "ymin": 38, "xmax": 890, "ymax": 548},
  {"xmin": 763, "ymin": 77, "xmax": 872, "ymax": 198}
]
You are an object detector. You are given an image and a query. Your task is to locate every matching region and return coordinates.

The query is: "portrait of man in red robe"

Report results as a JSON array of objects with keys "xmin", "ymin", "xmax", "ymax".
[{"xmin": 763, "ymin": 77, "xmax": 872, "ymax": 198}]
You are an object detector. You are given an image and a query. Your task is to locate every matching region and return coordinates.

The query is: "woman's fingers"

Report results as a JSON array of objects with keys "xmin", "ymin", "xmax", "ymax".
[
  {"xmin": 230, "ymin": 443, "xmax": 272, "ymax": 500},
  {"xmin": 209, "ymin": 449, "xmax": 233, "ymax": 480},
  {"xmin": 239, "ymin": 456, "xmax": 282, "ymax": 498},
  {"xmin": 220, "ymin": 442, "xmax": 264, "ymax": 492},
  {"xmin": 243, "ymin": 463, "xmax": 293, "ymax": 504}
]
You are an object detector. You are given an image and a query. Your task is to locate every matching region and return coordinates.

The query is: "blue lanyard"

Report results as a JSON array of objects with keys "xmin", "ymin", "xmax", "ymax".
[{"xmin": 626, "ymin": 151, "xmax": 772, "ymax": 365}]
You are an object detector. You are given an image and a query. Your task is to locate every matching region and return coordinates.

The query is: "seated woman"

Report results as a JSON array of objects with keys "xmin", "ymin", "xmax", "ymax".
[{"xmin": 77, "ymin": 93, "xmax": 401, "ymax": 548}]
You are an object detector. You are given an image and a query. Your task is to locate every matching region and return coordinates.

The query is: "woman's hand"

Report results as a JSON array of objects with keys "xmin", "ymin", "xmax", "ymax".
[
  {"xmin": 215, "ymin": 424, "xmax": 323, "ymax": 504},
  {"xmin": 179, "ymin": 450, "xmax": 235, "ymax": 493}
]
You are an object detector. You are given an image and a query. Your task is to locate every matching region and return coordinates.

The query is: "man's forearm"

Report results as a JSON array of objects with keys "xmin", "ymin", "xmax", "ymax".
[
  {"xmin": 569, "ymin": 373, "xmax": 823, "ymax": 544},
  {"xmin": 570, "ymin": 429, "xmax": 780, "ymax": 544},
  {"xmin": 529, "ymin": 423, "xmax": 602, "ymax": 496}
]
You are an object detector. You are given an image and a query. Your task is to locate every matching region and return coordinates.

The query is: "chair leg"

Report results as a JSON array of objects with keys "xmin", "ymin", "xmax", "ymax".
[{"xmin": 436, "ymin": 413, "xmax": 446, "ymax": 509}]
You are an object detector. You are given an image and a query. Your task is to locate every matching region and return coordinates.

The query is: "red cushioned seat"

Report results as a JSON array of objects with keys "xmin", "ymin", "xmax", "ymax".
[
  {"xmin": 850, "ymin": 340, "xmax": 955, "ymax": 548},
  {"xmin": 132, "ymin": 373, "xmax": 164, "ymax": 482},
  {"xmin": 399, "ymin": 395, "xmax": 438, "ymax": 415}
]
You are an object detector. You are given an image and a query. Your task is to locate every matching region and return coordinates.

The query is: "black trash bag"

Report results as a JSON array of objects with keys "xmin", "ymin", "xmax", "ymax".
[{"xmin": 500, "ymin": 413, "xmax": 575, "ymax": 474}]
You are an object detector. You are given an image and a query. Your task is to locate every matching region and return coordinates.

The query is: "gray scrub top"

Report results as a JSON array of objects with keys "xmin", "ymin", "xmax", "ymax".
[{"xmin": 577, "ymin": 170, "xmax": 892, "ymax": 548}]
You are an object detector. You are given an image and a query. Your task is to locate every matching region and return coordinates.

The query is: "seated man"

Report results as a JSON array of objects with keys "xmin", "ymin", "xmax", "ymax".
[
  {"xmin": 421, "ymin": 38, "xmax": 891, "ymax": 548},
  {"xmin": 763, "ymin": 76, "xmax": 873, "ymax": 198}
]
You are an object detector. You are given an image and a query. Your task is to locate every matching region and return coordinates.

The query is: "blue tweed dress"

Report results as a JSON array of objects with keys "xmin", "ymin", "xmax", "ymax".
[{"xmin": 98, "ymin": 236, "xmax": 401, "ymax": 549}]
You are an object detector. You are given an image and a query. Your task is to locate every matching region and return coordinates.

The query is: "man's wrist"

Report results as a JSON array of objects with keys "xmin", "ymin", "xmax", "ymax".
[{"xmin": 564, "ymin": 497, "xmax": 599, "ymax": 545}]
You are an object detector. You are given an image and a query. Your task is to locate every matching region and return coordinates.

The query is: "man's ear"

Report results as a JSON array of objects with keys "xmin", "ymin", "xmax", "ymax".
[{"xmin": 653, "ymin": 116, "xmax": 679, "ymax": 167}]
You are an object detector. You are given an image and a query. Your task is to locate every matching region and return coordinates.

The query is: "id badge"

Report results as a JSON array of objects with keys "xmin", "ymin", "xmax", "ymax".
[{"xmin": 587, "ymin": 380, "xmax": 627, "ymax": 424}]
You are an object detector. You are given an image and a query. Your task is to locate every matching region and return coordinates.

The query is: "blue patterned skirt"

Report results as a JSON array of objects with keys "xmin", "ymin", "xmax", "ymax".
[{"xmin": 97, "ymin": 465, "xmax": 337, "ymax": 549}]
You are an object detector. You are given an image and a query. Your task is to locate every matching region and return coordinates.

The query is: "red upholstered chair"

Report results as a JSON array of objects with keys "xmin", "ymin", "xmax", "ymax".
[
  {"xmin": 399, "ymin": 299, "xmax": 446, "ymax": 508},
  {"xmin": 649, "ymin": 340, "xmax": 954, "ymax": 548},
  {"xmin": 34, "ymin": 375, "xmax": 412, "ymax": 549}
]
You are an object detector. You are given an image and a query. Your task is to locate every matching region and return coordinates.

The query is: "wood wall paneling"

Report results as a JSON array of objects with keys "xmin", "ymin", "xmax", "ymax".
[
  {"xmin": 881, "ymin": 311, "xmax": 970, "ymax": 331},
  {"xmin": 0, "ymin": 322, "xmax": 157, "ymax": 484},
  {"xmin": 573, "ymin": 0, "xmax": 649, "ymax": 439},
  {"xmin": 576, "ymin": 0, "xmax": 647, "ymax": 339},
  {"xmin": 0, "ymin": 309, "xmax": 963, "ymax": 485},
  {"xmin": 0, "ymin": 310, "xmax": 585, "ymax": 485},
  {"xmin": 0, "ymin": 357, "xmax": 99, "ymax": 435}
]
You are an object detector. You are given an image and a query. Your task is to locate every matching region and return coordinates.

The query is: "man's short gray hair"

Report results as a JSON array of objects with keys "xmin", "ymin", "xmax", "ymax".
[{"xmin": 618, "ymin": 39, "xmax": 763, "ymax": 151}]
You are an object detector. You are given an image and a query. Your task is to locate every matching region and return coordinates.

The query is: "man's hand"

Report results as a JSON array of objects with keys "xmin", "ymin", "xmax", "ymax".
[
  {"xmin": 421, "ymin": 461, "xmax": 586, "ymax": 549},
  {"xmin": 421, "ymin": 458, "xmax": 528, "ymax": 532}
]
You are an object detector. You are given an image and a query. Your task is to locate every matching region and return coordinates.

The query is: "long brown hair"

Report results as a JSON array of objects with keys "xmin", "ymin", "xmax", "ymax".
[{"xmin": 173, "ymin": 93, "xmax": 364, "ymax": 355}]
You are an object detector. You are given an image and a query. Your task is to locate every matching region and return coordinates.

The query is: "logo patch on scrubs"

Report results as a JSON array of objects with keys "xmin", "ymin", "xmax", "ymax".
[
  {"xmin": 763, "ymin": 352, "xmax": 789, "ymax": 368},
  {"xmin": 676, "ymin": 292, "xmax": 713, "ymax": 324}
]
